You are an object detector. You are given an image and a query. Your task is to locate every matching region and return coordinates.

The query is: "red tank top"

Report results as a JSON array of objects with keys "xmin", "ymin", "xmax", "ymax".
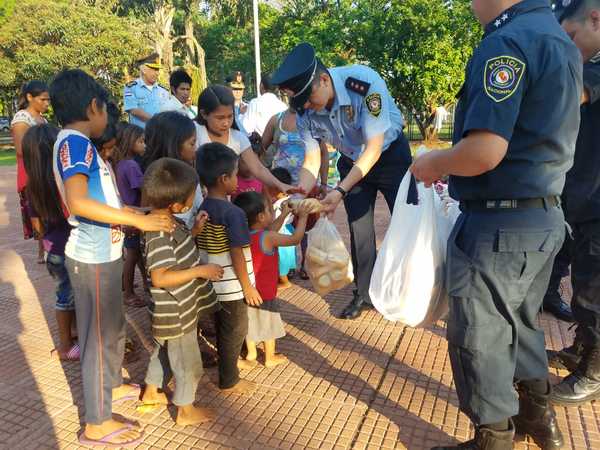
[{"xmin": 250, "ymin": 230, "xmax": 278, "ymax": 301}]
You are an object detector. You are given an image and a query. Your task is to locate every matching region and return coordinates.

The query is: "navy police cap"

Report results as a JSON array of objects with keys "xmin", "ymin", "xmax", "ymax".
[
  {"xmin": 271, "ymin": 43, "xmax": 318, "ymax": 114},
  {"xmin": 553, "ymin": 0, "xmax": 582, "ymax": 22}
]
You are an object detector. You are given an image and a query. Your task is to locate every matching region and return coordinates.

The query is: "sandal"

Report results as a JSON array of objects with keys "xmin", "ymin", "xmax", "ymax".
[
  {"xmin": 298, "ymin": 268, "xmax": 309, "ymax": 280},
  {"xmin": 51, "ymin": 344, "xmax": 80, "ymax": 361},
  {"xmin": 124, "ymin": 295, "xmax": 146, "ymax": 308},
  {"xmin": 78, "ymin": 424, "xmax": 144, "ymax": 448},
  {"xmin": 112, "ymin": 383, "xmax": 142, "ymax": 405}
]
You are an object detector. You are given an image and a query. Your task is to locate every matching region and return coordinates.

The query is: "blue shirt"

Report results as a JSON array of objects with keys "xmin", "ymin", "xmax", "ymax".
[
  {"xmin": 123, "ymin": 77, "xmax": 170, "ymax": 128},
  {"xmin": 296, "ymin": 65, "xmax": 404, "ymax": 161},
  {"xmin": 53, "ymin": 129, "xmax": 124, "ymax": 264},
  {"xmin": 449, "ymin": 0, "xmax": 582, "ymax": 201}
]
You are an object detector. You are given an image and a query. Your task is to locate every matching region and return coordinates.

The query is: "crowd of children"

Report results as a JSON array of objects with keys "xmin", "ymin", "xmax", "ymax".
[{"xmin": 19, "ymin": 68, "xmax": 324, "ymax": 447}]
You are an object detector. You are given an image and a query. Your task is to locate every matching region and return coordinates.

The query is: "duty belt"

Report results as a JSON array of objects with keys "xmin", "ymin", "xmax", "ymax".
[{"xmin": 460, "ymin": 196, "xmax": 561, "ymax": 211}]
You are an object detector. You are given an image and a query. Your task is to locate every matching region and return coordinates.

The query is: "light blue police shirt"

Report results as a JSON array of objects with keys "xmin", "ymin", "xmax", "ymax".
[
  {"xmin": 296, "ymin": 65, "xmax": 404, "ymax": 161},
  {"xmin": 123, "ymin": 78, "xmax": 170, "ymax": 128}
]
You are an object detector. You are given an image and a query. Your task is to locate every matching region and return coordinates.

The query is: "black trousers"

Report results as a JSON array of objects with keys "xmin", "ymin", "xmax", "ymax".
[
  {"xmin": 337, "ymin": 133, "xmax": 415, "ymax": 303},
  {"xmin": 215, "ymin": 299, "xmax": 248, "ymax": 389}
]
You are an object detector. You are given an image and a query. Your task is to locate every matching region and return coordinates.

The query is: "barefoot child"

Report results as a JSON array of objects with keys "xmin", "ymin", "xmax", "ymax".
[
  {"xmin": 50, "ymin": 69, "xmax": 174, "ymax": 447},
  {"xmin": 22, "ymin": 124, "xmax": 79, "ymax": 361},
  {"xmin": 233, "ymin": 191, "xmax": 309, "ymax": 367},
  {"xmin": 195, "ymin": 142, "xmax": 259, "ymax": 394},
  {"xmin": 140, "ymin": 158, "xmax": 222, "ymax": 425}
]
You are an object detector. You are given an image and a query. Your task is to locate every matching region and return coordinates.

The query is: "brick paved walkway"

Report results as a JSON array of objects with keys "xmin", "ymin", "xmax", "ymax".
[{"xmin": 0, "ymin": 165, "xmax": 598, "ymax": 450}]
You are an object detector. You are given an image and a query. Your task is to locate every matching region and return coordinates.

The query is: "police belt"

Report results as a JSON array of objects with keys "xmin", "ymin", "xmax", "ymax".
[{"xmin": 459, "ymin": 196, "xmax": 561, "ymax": 211}]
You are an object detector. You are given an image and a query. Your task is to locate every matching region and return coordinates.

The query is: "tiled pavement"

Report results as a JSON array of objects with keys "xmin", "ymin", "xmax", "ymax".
[{"xmin": 0, "ymin": 164, "xmax": 598, "ymax": 450}]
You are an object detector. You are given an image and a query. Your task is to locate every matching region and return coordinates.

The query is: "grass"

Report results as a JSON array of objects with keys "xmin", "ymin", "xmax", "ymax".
[{"xmin": 0, "ymin": 148, "xmax": 16, "ymax": 166}]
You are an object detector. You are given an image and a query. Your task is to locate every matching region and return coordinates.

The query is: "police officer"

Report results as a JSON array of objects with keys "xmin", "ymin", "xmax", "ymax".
[
  {"xmin": 270, "ymin": 43, "xmax": 415, "ymax": 320},
  {"xmin": 411, "ymin": 0, "xmax": 581, "ymax": 448},
  {"xmin": 547, "ymin": 0, "xmax": 600, "ymax": 408},
  {"xmin": 123, "ymin": 53, "xmax": 170, "ymax": 128}
]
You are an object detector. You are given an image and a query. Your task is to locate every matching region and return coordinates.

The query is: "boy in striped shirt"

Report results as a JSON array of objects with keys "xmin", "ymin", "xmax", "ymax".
[{"xmin": 141, "ymin": 158, "xmax": 223, "ymax": 426}]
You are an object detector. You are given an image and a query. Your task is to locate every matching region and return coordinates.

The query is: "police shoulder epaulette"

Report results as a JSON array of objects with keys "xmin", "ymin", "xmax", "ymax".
[
  {"xmin": 158, "ymin": 84, "xmax": 169, "ymax": 91},
  {"xmin": 125, "ymin": 80, "xmax": 137, "ymax": 88},
  {"xmin": 345, "ymin": 77, "xmax": 370, "ymax": 96}
]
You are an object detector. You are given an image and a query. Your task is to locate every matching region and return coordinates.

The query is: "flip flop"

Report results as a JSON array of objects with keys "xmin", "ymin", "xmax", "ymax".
[
  {"xmin": 124, "ymin": 295, "xmax": 146, "ymax": 308},
  {"xmin": 50, "ymin": 344, "xmax": 80, "ymax": 361},
  {"xmin": 78, "ymin": 424, "xmax": 144, "ymax": 448},
  {"xmin": 112, "ymin": 383, "xmax": 141, "ymax": 405},
  {"xmin": 298, "ymin": 268, "xmax": 309, "ymax": 280}
]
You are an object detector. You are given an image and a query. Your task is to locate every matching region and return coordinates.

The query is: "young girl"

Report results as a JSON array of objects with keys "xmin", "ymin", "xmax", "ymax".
[
  {"xmin": 92, "ymin": 122, "xmax": 118, "ymax": 164},
  {"xmin": 194, "ymin": 85, "xmax": 292, "ymax": 195},
  {"xmin": 233, "ymin": 191, "xmax": 310, "ymax": 367},
  {"xmin": 22, "ymin": 124, "xmax": 79, "ymax": 361},
  {"xmin": 113, "ymin": 124, "xmax": 147, "ymax": 307}
]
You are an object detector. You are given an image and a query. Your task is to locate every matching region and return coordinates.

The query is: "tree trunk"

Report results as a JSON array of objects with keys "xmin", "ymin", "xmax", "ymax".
[{"xmin": 153, "ymin": 1, "xmax": 175, "ymax": 74}]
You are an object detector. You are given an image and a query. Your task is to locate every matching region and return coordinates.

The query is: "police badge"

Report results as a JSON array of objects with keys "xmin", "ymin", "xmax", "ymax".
[
  {"xmin": 366, "ymin": 93, "xmax": 382, "ymax": 117},
  {"xmin": 484, "ymin": 56, "xmax": 526, "ymax": 103}
]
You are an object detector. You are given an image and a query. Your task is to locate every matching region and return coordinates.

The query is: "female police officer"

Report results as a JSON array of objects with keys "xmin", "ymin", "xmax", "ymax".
[
  {"xmin": 271, "ymin": 43, "xmax": 415, "ymax": 320},
  {"xmin": 411, "ymin": 0, "xmax": 582, "ymax": 448}
]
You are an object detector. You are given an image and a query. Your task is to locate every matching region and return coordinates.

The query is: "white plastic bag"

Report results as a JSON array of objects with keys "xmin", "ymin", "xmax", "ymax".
[
  {"xmin": 370, "ymin": 166, "xmax": 455, "ymax": 327},
  {"xmin": 306, "ymin": 217, "xmax": 353, "ymax": 297}
]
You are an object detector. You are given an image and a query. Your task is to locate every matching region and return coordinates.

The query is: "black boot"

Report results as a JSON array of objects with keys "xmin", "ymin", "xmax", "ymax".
[
  {"xmin": 338, "ymin": 289, "xmax": 373, "ymax": 320},
  {"xmin": 551, "ymin": 345, "xmax": 600, "ymax": 406},
  {"xmin": 542, "ymin": 291, "xmax": 574, "ymax": 323},
  {"xmin": 431, "ymin": 420, "xmax": 515, "ymax": 450},
  {"xmin": 547, "ymin": 326, "xmax": 585, "ymax": 372},
  {"xmin": 513, "ymin": 382, "xmax": 564, "ymax": 449}
]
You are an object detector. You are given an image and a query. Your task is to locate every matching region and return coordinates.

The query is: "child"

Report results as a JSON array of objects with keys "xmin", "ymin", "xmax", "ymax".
[
  {"xmin": 113, "ymin": 124, "xmax": 147, "ymax": 307},
  {"xmin": 50, "ymin": 69, "xmax": 174, "ymax": 448},
  {"xmin": 264, "ymin": 167, "xmax": 297, "ymax": 289},
  {"xmin": 231, "ymin": 154, "xmax": 263, "ymax": 201},
  {"xmin": 22, "ymin": 124, "xmax": 78, "ymax": 361},
  {"xmin": 233, "ymin": 191, "xmax": 309, "ymax": 367},
  {"xmin": 195, "ymin": 142, "xmax": 259, "ymax": 394},
  {"xmin": 140, "ymin": 157, "xmax": 222, "ymax": 426}
]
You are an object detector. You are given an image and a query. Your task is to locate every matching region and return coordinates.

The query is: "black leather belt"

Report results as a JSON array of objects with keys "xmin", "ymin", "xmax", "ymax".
[{"xmin": 460, "ymin": 196, "xmax": 561, "ymax": 211}]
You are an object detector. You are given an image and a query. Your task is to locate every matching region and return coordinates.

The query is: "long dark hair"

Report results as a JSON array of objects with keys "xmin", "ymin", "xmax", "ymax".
[
  {"xmin": 113, "ymin": 123, "xmax": 143, "ymax": 169},
  {"xmin": 195, "ymin": 85, "xmax": 239, "ymax": 130},
  {"xmin": 22, "ymin": 124, "xmax": 64, "ymax": 225},
  {"xmin": 18, "ymin": 80, "xmax": 48, "ymax": 110},
  {"xmin": 142, "ymin": 111, "xmax": 196, "ymax": 171}
]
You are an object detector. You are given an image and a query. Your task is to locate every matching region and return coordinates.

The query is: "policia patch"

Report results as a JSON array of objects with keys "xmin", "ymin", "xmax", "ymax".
[
  {"xmin": 366, "ymin": 93, "xmax": 382, "ymax": 117},
  {"xmin": 484, "ymin": 56, "xmax": 525, "ymax": 103}
]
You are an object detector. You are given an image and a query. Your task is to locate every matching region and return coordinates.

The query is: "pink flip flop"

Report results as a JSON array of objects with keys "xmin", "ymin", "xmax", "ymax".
[
  {"xmin": 112, "ymin": 383, "xmax": 141, "ymax": 405},
  {"xmin": 50, "ymin": 344, "xmax": 80, "ymax": 361},
  {"xmin": 78, "ymin": 424, "xmax": 144, "ymax": 448}
]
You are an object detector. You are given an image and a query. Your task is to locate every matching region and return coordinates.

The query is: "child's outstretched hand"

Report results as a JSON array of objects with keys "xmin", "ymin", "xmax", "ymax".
[
  {"xmin": 136, "ymin": 213, "xmax": 175, "ymax": 233},
  {"xmin": 243, "ymin": 286, "xmax": 263, "ymax": 307},
  {"xmin": 280, "ymin": 200, "xmax": 292, "ymax": 218},
  {"xmin": 197, "ymin": 263, "xmax": 224, "ymax": 281},
  {"xmin": 192, "ymin": 211, "xmax": 209, "ymax": 237}
]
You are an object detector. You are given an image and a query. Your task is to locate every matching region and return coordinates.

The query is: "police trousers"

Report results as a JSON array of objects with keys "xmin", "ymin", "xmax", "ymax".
[
  {"xmin": 446, "ymin": 205, "xmax": 564, "ymax": 425},
  {"xmin": 571, "ymin": 220, "xmax": 600, "ymax": 346},
  {"xmin": 337, "ymin": 133, "xmax": 415, "ymax": 302},
  {"xmin": 543, "ymin": 228, "xmax": 572, "ymax": 305}
]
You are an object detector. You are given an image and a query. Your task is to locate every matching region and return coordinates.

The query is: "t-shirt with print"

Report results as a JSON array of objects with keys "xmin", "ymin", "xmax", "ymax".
[
  {"xmin": 144, "ymin": 219, "xmax": 219, "ymax": 340},
  {"xmin": 195, "ymin": 197, "xmax": 254, "ymax": 302},
  {"xmin": 53, "ymin": 129, "xmax": 124, "ymax": 264},
  {"xmin": 194, "ymin": 124, "xmax": 251, "ymax": 154}
]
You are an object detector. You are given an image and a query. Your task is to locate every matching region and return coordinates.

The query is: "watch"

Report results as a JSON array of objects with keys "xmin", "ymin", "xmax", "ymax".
[{"xmin": 334, "ymin": 185, "xmax": 348, "ymax": 198}]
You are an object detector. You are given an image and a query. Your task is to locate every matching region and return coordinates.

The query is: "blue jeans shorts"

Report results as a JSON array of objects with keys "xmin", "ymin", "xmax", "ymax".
[{"xmin": 46, "ymin": 253, "xmax": 75, "ymax": 312}]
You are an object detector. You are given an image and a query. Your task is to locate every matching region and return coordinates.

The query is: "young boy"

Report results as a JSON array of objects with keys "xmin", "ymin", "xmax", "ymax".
[
  {"xmin": 140, "ymin": 158, "xmax": 223, "ymax": 425},
  {"xmin": 50, "ymin": 69, "xmax": 174, "ymax": 447},
  {"xmin": 195, "ymin": 142, "xmax": 260, "ymax": 394}
]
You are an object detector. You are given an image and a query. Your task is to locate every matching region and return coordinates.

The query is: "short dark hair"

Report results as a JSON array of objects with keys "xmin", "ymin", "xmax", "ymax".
[
  {"xmin": 18, "ymin": 80, "xmax": 48, "ymax": 110},
  {"xmin": 260, "ymin": 73, "xmax": 276, "ymax": 93},
  {"xmin": 196, "ymin": 142, "xmax": 239, "ymax": 187},
  {"xmin": 49, "ymin": 69, "xmax": 109, "ymax": 127},
  {"xmin": 169, "ymin": 69, "xmax": 193, "ymax": 91},
  {"xmin": 560, "ymin": 0, "xmax": 600, "ymax": 22},
  {"xmin": 233, "ymin": 191, "xmax": 267, "ymax": 227},
  {"xmin": 91, "ymin": 101, "xmax": 120, "ymax": 151},
  {"xmin": 142, "ymin": 157, "xmax": 199, "ymax": 209},
  {"xmin": 142, "ymin": 111, "xmax": 196, "ymax": 170},
  {"xmin": 271, "ymin": 166, "xmax": 292, "ymax": 185}
]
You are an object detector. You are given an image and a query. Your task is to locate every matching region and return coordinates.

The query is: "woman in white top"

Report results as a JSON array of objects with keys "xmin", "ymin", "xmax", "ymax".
[
  {"xmin": 11, "ymin": 80, "xmax": 50, "ymax": 263},
  {"xmin": 194, "ymin": 85, "xmax": 295, "ymax": 195}
]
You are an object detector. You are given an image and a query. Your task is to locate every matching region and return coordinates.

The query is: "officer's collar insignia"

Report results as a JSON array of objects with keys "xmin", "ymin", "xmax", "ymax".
[
  {"xmin": 366, "ymin": 93, "xmax": 382, "ymax": 117},
  {"xmin": 483, "ymin": 56, "xmax": 526, "ymax": 103},
  {"xmin": 494, "ymin": 12, "xmax": 511, "ymax": 28},
  {"xmin": 343, "ymin": 105, "xmax": 354, "ymax": 121},
  {"xmin": 126, "ymin": 80, "xmax": 137, "ymax": 88},
  {"xmin": 591, "ymin": 51, "xmax": 600, "ymax": 64}
]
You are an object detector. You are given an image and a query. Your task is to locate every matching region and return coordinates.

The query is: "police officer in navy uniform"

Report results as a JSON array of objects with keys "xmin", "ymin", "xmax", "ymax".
[
  {"xmin": 411, "ymin": 0, "xmax": 582, "ymax": 448},
  {"xmin": 546, "ymin": 0, "xmax": 600, "ymax": 408},
  {"xmin": 270, "ymin": 43, "xmax": 415, "ymax": 320},
  {"xmin": 123, "ymin": 53, "xmax": 170, "ymax": 128}
]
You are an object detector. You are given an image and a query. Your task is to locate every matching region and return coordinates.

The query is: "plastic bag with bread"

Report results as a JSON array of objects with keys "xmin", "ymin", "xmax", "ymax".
[{"xmin": 305, "ymin": 216, "xmax": 353, "ymax": 297}]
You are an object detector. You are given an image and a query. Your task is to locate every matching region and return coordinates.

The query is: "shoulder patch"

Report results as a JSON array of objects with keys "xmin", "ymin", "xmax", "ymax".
[
  {"xmin": 345, "ymin": 77, "xmax": 370, "ymax": 96},
  {"xmin": 125, "ymin": 80, "xmax": 137, "ymax": 88},
  {"xmin": 484, "ymin": 56, "xmax": 526, "ymax": 103},
  {"xmin": 365, "ymin": 93, "xmax": 382, "ymax": 118}
]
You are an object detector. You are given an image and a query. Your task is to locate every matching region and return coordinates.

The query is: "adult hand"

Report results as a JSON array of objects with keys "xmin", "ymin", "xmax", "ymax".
[
  {"xmin": 320, "ymin": 189, "xmax": 343, "ymax": 214},
  {"xmin": 409, "ymin": 151, "xmax": 444, "ymax": 187},
  {"xmin": 136, "ymin": 213, "xmax": 175, "ymax": 233},
  {"xmin": 281, "ymin": 182, "xmax": 306, "ymax": 196},
  {"xmin": 317, "ymin": 183, "xmax": 331, "ymax": 200}
]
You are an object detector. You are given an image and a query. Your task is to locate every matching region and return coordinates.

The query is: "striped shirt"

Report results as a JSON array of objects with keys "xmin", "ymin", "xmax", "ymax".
[
  {"xmin": 196, "ymin": 198, "xmax": 254, "ymax": 302},
  {"xmin": 144, "ymin": 219, "xmax": 219, "ymax": 340}
]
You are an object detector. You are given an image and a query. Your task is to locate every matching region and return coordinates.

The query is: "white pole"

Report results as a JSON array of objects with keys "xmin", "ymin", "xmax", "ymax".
[{"xmin": 253, "ymin": 0, "xmax": 261, "ymax": 95}]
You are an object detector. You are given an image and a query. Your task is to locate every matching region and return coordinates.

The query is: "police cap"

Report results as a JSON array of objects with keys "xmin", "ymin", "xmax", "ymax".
[
  {"xmin": 227, "ymin": 71, "xmax": 245, "ymax": 90},
  {"xmin": 137, "ymin": 53, "xmax": 162, "ymax": 70},
  {"xmin": 271, "ymin": 43, "xmax": 318, "ymax": 114},
  {"xmin": 553, "ymin": 0, "xmax": 583, "ymax": 22}
]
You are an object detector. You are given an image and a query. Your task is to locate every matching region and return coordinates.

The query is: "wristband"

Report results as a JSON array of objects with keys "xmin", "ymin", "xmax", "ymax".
[{"xmin": 334, "ymin": 185, "xmax": 348, "ymax": 198}]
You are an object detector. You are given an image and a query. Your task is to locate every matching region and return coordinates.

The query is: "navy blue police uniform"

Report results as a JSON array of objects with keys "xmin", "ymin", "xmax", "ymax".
[
  {"xmin": 434, "ymin": 1, "xmax": 582, "ymax": 448},
  {"xmin": 271, "ymin": 43, "xmax": 416, "ymax": 320},
  {"xmin": 547, "ymin": 0, "xmax": 600, "ymax": 407}
]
